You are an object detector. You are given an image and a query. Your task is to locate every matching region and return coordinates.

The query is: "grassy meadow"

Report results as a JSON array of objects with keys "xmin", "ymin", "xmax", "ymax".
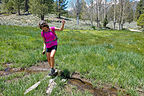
[{"xmin": 0, "ymin": 25, "xmax": 144, "ymax": 96}]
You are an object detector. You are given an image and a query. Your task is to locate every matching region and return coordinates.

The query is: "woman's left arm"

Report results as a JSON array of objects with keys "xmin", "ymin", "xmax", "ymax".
[{"xmin": 55, "ymin": 20, "xmax": 65, "ymax": 31}]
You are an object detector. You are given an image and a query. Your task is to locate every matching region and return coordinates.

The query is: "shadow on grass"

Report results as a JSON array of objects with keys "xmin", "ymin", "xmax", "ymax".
[{"xmin": 59, "ymin": 69, "xmax": 130, "ymax": 96}]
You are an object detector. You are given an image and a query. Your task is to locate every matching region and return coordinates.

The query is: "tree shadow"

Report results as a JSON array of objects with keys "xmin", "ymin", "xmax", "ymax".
[{"xmin": 56, "ymin": 17, "xmax": 71, "ymax": 21}]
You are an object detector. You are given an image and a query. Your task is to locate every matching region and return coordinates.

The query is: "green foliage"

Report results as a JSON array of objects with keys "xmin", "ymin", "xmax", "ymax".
[
  {"xmin": 135, "ymin": 0, "xmax": 144, "ymax": 20},
  {"xmin": 0, "ymin": 72, "xmax": 48, "ymax": 96},
  {"xmin": 1, "ymin": 0, "xmax": 9, "ymax": 3},
  {"xmin": 54, "ymin": 0, "xmax": 68, "ymax": 18},
  {"xmin": 1, "ymin": 0, "xmax": 12, "ymax": 13},
  {"xmin": 80, "ymin": 0, "xmax": 87, "ymax": 20},
  {"xmin": 29, "ymin": 0, "xmax": 54, "ymax": 20},
  {"xmin": 6, "ymin": 1, "xmax": 14, "ymax": 12},
  {"xmin": 137, "ymin": 13, "xmax": 144, "ymax": 28},
  {"xmin": 4, "ymin": 0, "xmax": 14, "ymax": 13},
  {"xmin": 103, "ymin": 15, "xmax": 108, "ymax": 28},
  {"xmin": 91, "ymin": 26, "xmax": 96, "ymax": 30},
  {"xmin": 124, "ymin": 1, "xmax": 134, "ymax": 23},
  {"xmin": 45, "ymin": 19, "xmax": 51, "ymax": 23},
  {"xmin": 24, "ymin": 0, "xmax": 29, "ymax": 12},
  {"xmin": 1, "ymin": 0, "xmax": 24, "ymax": 14},
  {"xmin": 0, "ymin": 25, "xmax": 144, "ymax": 96},
  {"xmin": 0, "ymin": 25, "xmax": 44, "ymax": 67}
]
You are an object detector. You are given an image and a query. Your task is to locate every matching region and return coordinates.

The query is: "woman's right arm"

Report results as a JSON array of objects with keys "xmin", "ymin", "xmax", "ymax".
[
  {"xmin": 42, "ymin": 37, "xmax": 46, "ymax": 54},
  {"xmin": 43, "ymin": 43, "xmax": 46, "ymax": 51},
  {"xmin": 55, "ymin": 20, "xmax": 65, "ymax": 31}
]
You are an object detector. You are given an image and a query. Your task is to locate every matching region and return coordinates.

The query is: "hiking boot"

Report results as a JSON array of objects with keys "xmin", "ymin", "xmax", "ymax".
[
  {"xmin": 48, "ymin": 68, "xmax": 55, "ymax": 76},
  {"xmin": 51, "ymin": 68, "xmax": 55, "ymax": 74}
]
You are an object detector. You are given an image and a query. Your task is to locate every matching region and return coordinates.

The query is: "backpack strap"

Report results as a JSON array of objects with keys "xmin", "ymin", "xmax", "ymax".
[
  {"xmin": 50, "ymin": 28, "xmax": 56, "ymax": 35},
  {"xmin": 44, "ymin": 28, "xmax": 58, "ymax": 44},
  {"xmin": 49, "ymin": 28, "xmax": 58, "ymax": 40}
]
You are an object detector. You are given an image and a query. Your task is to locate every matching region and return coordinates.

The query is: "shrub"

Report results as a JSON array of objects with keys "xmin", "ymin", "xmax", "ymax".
[
  {"xmin": 137, "ymin": 13, "xmax": 144, "ymax": 28},
  {"xmin": 103, "ymin": 15, "xmax": 108, "ymax": 28},
  {"xmin": 91, "ymin": 26, "xmax": 96, "ymax": 30}
]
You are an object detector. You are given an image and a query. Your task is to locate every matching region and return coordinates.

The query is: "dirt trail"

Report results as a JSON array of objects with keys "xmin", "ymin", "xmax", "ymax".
[{"xmin": 0, "ymin": 62, "xmax": 50, "ymax": 76}]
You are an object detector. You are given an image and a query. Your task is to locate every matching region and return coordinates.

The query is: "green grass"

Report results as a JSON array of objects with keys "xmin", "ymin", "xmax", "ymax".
[
  {"xmin": 0, "ymin": 25, "xmax": 144, "ymax": 96},
  {"xmin": 0, "ymin": 72, "xmax": 49, "ymax": 96}
]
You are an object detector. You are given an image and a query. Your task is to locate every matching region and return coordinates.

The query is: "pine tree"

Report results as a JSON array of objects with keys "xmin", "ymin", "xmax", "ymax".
[
  {"xmin": 55, "ymin": 0, "xmax": 68, "ymax": 18},
  {"xmin": 24, "ymin": 0, "xmax": 29, "ymax": 13},
  {"xmin": 1, "ymin": 0, "xmax": 15, "ymax": 14},
  {"xmin": 135, "ymin": 0, "xmax": 144, "ymax": 20},
  {"xmin": 29, "ymin": 0, "xmax": 54, "ymax": 20},
  {"xmin": 137, "ymin": 13, "xmax": 144, "ymax": 28},
  {"xmin": 10, "ymin": 0, "xmax": 25, "ymax": 15},
  {"xmin": 103, "ymin": 15, "xmax": 108, "ymax": 28}
]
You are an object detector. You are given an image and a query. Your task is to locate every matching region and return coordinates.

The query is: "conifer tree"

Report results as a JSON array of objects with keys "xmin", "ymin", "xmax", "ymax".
[
  {"xmin": 55, "ymin": 0, "xmax": 68, "ymax": 18},
  {"xmin": 1, "ymin": 0, "xmax": 13, "ymax": 13},
  {"xmin": 137, "ymin": 13, "xmax": 144, "ymax": 28},
  {"xmin": 103, "ymin": 15, "xmax": 108, "ymax": 28},
  {"xmin": 24, "ymin": 0, "xmax": 29, "ymax": 13},
  {"xmin": 11, "ymin": 0, "xmax": 24, "ymax": 15},
  {"xmin": 29, "ymin": 0, "xmax": 54, "ymax": 20},
  {"xmin": 135, "ymin": 0, "xmax": 144, "ymax": 20}
]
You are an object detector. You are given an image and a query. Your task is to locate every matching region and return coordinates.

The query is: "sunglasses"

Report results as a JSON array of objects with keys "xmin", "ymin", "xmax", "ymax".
[{"xmin": 40, "ymin": 24, "xmax": 49, "ymax": 29}]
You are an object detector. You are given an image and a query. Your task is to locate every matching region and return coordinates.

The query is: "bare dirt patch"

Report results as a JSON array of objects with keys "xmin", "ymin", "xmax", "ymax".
[
  {"xmin": 65, "ymin": 72, "xmax": 131, "ymax": 96},
  {"xmin": 0, "ymin": 62, "xmax": 50, "ymax": 76}
]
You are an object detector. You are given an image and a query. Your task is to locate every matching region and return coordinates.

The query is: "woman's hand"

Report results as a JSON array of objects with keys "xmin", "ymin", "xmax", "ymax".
[
  {"xmin": 55, "ymin": 20, "xmax": 66, "ymax": 31},
  {"xmin": 42, "ymin": 50, "xmax": 45, "ymax": 55},
  {"xmin": 62, "ymin": 20, "xmax": 65, "ymax": 25}
]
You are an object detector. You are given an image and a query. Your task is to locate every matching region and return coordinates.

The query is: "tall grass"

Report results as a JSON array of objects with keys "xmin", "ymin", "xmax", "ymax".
[{"xmin": 0, "ymin": 25, "xmax": 144, "ymax": 96}]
